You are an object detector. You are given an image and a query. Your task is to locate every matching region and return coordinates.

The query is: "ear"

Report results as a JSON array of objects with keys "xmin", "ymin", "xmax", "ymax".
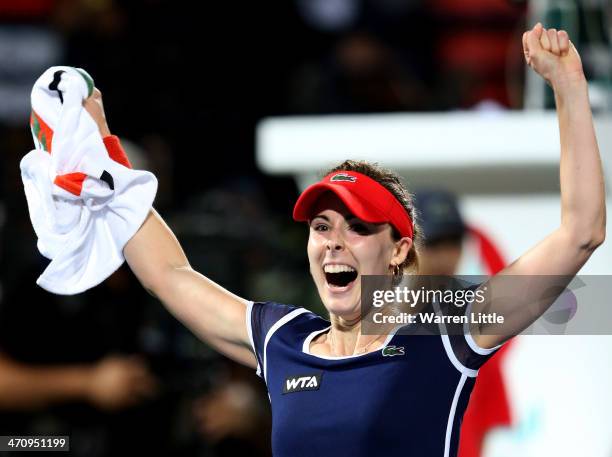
[{"xmin": 390, "ymin": 237, "xmax": 412, "ymax": 268}]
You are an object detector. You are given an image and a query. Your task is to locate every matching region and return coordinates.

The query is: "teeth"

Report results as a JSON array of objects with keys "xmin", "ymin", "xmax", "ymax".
[{"xmin": 324, "ymin": 264, "xmax": 356, "ymax": 273}]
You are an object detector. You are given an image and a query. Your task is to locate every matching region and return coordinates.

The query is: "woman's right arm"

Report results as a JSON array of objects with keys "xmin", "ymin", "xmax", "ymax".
[
  {"xmin": 124, "ymin": 210, "xmax": 257, "ymax": 368},
  {"xmin": 84, "ymin": 89, "xmax": 256, "ymax": 369}
]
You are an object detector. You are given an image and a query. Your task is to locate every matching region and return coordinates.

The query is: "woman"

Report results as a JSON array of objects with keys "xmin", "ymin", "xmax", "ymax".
[{"xmin": 85, "ymin": 24, "xmax": 605, "ymax": 456}]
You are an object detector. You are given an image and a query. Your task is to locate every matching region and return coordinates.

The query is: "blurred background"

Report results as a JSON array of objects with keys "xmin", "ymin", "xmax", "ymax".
[{"xmin": 0, "ymin": 0, "xmax": 611, "ymax": 456}]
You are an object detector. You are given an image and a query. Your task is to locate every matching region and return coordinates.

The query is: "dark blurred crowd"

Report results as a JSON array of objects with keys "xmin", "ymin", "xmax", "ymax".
[{"xmin": 0, "ymin": 0, "xmax": 608, "ymax": 456}]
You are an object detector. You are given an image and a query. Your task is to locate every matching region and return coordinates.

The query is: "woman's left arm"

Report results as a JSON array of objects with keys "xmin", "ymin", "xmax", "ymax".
[{"xmin": 472, "ymin": 24, "xmax": 606, "ymax": 348}]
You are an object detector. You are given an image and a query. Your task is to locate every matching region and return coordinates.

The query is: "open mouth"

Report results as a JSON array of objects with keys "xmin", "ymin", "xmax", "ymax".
[{"xmin": 324, "ymin": 264, "xmax": 358, "ymax": 288}]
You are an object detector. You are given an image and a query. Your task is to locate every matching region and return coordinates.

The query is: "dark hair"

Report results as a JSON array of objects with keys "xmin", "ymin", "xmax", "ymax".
[{"xmin": 322, "ymin": 160, "xmax": 421, "ymax": 274}]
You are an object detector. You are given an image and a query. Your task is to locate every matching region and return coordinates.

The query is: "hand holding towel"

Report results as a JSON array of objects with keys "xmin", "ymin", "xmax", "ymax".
[{"xmin": 20, "ymin": 66, "xmax": 158, "ymax": 295}]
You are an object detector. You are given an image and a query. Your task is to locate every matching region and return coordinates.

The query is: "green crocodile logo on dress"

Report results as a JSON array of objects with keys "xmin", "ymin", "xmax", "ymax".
[{"xmin": 382, "ymin": 345, "xmax": 405, "ymax": 357}]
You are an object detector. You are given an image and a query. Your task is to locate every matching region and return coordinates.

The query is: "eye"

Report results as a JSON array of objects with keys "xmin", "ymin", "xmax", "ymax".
[
  {"xmin": 313, "ymin": 223, "xmax": 329, "ymax": 232},
  {"xmin": 349, "ymin": 223, "xmax": 370, "ymax": 234}
]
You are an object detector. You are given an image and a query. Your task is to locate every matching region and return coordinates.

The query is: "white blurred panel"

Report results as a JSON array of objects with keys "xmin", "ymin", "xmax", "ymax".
[
  {"xmin": 257, "ymin": 111, "xmax": 562, "ymax": 173},
  {"xmin": 484, "ymin": 336, "xmax": 612, "ymax": 457},
  {"xmin": 460, "ymin": 195, "xmax": 612, "ymax": 275}
]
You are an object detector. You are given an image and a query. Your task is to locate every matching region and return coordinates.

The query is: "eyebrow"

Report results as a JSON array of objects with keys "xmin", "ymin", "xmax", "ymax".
[
  {"xmin": 310, "ymin": 215, "xmax": 328, "ymax": 223},
  {"xmin": 310, "ymin": 213, "xmax": 359, "ymax": 223}
]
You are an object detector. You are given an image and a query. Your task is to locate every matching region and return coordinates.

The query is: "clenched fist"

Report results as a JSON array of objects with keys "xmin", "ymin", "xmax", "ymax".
[{"xmin": 522, "ymin": 23, "xmax": 585, "ymax": 89}]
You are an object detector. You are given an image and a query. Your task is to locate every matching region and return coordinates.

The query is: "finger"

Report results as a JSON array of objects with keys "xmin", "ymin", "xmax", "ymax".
[
  {"xmin": 558, "ymin": 30, "xmax": 570, "ymax": 55},
  {"xmin": 525, "ymin": 29, "xmax": 543, "ymax": 64},
  {"xmin": 568, "ymin": 40, "xmax": 581, "ymax": 62},
  {"xmin": 522, "ymin": 31, "xmax": 530, "ymax": 64},
  {"xmin": 526, "ymin": 24, "xmax": 544, "ymax": 50},
  {"xmin": 533, "ymin": 22, "xmax": 544, "ymax": 39},
  {"xmin": 540, "ymin": 27, "xmax": 551, "ymax": 51},
  {"xmin": 548, "ymin": 28, "xmax": 560, "ymax": 55}
]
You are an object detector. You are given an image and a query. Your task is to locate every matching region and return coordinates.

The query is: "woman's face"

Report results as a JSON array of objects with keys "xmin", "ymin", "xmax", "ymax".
[{"xmin": 307, "ymin": 193, "xmax": 411, "ymax": 321}]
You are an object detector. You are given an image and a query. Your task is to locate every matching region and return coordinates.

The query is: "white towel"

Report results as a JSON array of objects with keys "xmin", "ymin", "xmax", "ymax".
[{"xmin": 20, "ymin": 66, "xmax": 158, "ymax": 295}]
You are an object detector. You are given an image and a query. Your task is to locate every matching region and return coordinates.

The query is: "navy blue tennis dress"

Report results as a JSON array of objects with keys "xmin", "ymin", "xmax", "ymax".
[{"xmin": 246, "ymin": 300, "xmax": 502, "ymax": 457}]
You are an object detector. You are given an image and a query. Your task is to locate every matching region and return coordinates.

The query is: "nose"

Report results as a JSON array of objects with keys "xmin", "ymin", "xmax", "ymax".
[{"xmin": 326, "ymin": 228, "xmax": 345, "ymax": 251}]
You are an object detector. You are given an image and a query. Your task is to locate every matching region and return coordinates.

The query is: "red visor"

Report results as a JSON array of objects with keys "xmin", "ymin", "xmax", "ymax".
[{"xmin": 293, "ymin": 171, "xmax": 413, "ymax": 239}]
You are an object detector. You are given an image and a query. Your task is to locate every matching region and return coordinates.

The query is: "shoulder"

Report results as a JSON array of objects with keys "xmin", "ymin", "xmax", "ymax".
[
  {"xmin": 248, "ymin": 301, "xmax": 313, "ymax": 333},
  {"xmin": 435, "ymin": 281, "xmax": 505, "ymax": 375},
  {"xmin": 246, "ymin": 301, "xmax": 325, "ymax": 378}
]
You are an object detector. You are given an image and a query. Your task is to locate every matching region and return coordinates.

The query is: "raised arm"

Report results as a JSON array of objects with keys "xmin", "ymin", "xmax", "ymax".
[
  {"xmin": 471, "ymin": 24, "xmax": 606, "ymax": 348},
  {"xmin": 84, "ymin": 90, "xmax": 256, "ymax": 369}
]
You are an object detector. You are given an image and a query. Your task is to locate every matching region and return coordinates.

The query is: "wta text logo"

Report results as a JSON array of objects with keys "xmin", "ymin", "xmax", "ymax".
[{"xmin": 283, "ymin": 373, "xmax": 323, "ymax": 394}]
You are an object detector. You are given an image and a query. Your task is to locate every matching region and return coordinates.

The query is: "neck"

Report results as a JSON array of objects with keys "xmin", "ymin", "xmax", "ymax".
[{"xmin": 327, "ymin": 313, "xmax": 390, "ymax": 356}]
